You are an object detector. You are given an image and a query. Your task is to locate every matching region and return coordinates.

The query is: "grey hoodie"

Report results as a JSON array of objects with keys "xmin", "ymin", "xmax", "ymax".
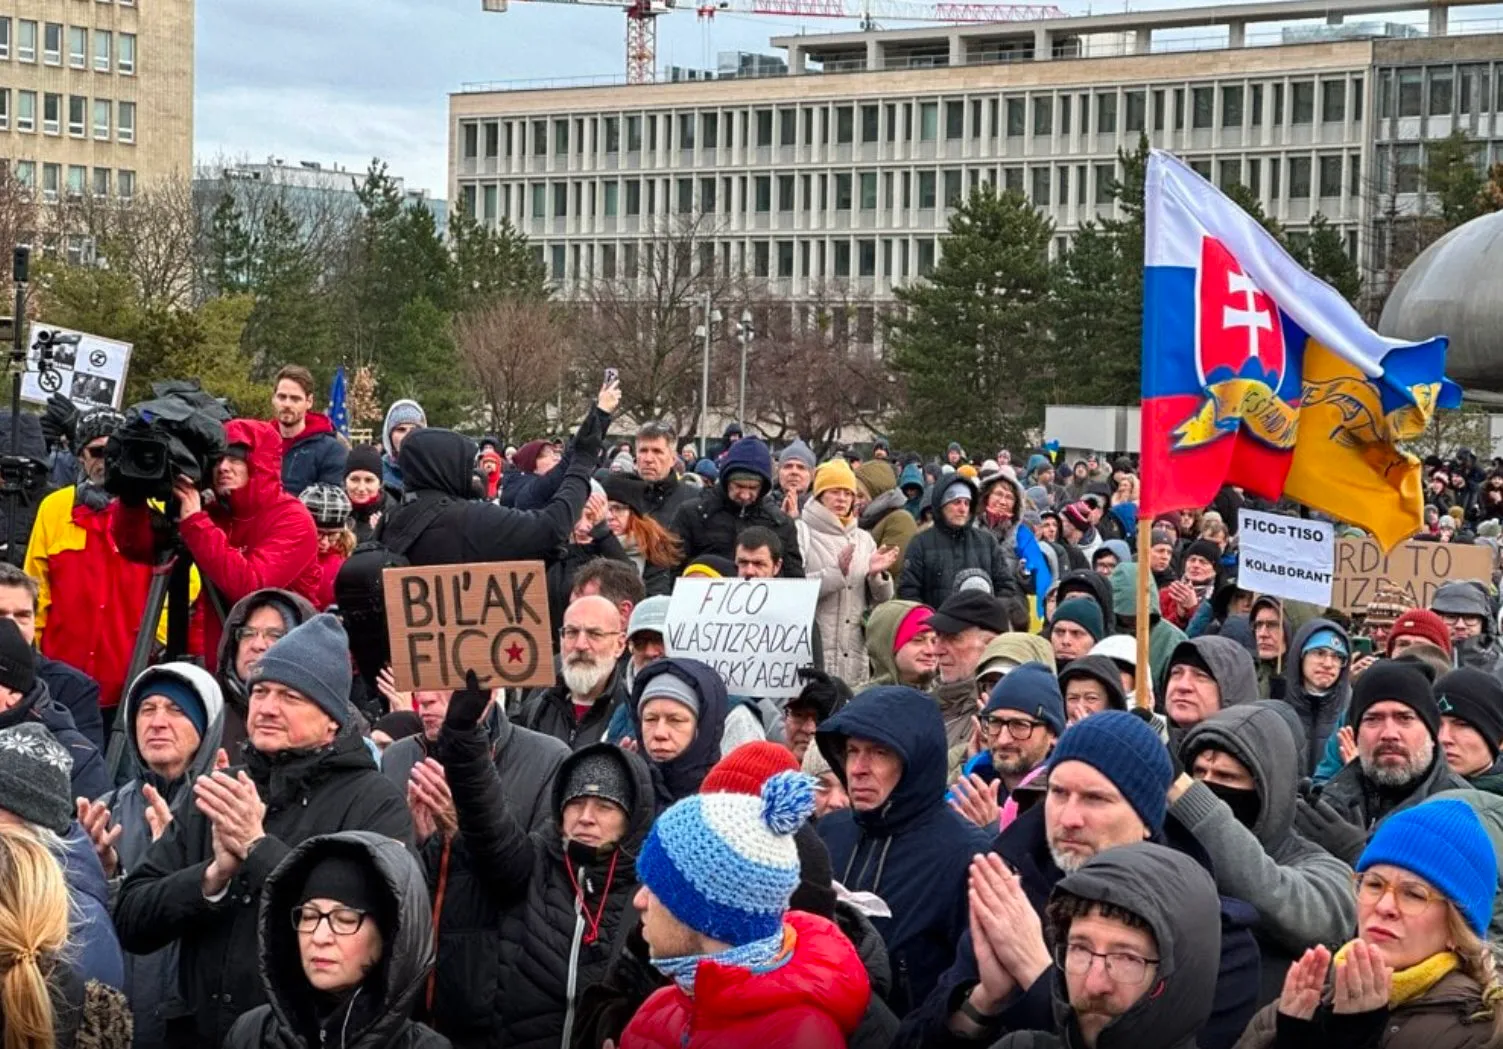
[
  {"xmin": 1175, "ymin": 704, "xmax": 1356, "ymax": 1004},
  {"xmin": 1281, "ymin": 618, "xmax": 1352, "ymax": 777},
  {"xmin": 1163, "ymin": 635, "xmax": 1259, "ymax": 738}
]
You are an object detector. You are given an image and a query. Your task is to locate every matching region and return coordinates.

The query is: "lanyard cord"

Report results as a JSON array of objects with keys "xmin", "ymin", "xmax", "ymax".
[{"xmin": 565, "ymin": 849, "xmax": 620, "ymax": 945}]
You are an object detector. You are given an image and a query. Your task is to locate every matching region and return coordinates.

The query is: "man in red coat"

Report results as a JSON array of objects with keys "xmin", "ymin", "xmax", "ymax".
[
  {"xmin": 114, "ymin": 419, "xmax": 320, "ymax": 663},
  {"xmin": 621, "ymin": 771, "xmax": 870, "ymax": 1049}
]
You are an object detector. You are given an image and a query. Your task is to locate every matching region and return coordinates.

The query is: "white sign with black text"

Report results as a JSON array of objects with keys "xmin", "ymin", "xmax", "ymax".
[
  {"xmin": 664, "ymin": 577, "xmax": 820, "ymax": 698},
  {"xmin": 21, "ymin": 322, "xmax": 132, "ymax": 411},
  {"xmin": 1236, "ymin": 508, "xmax": 1335, "ymax": 607}
]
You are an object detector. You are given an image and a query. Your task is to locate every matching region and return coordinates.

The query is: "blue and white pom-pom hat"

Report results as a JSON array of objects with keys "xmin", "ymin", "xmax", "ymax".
[{"xmin": 636, "ymin": 770, "xmax": 816, "ymax": 947}]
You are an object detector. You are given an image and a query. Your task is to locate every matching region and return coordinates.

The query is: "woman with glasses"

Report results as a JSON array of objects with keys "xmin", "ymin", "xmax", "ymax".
[
  {"xmin": 225, "ymin": 830, "xmax": 450, "ymax": 1049},
  {"xmin": 1237, "ymin": 798, "xmax": 1503, "ymax": 1048},
  {"xmin": 601, "ymin": 475, "xmax": 682, "ymax": 598}
]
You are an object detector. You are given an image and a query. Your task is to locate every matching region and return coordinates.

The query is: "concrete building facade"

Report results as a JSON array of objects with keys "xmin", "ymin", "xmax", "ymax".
[{"xmin": 0, "ymin": 0, "xmax": 193, "ymax": 201}]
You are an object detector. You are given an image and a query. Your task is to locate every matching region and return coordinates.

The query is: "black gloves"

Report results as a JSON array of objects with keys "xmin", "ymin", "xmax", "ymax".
[
  {"xmin": 444, "ymin": 670, "xmax": 491, "ymax": 731},
  {"xmin": 40, "ymin": 394, "xmax": 78, "ymax": 449},
  {"xmin": 1292, "ymin": 791, "xmax": 1367, "ymax": 865}
]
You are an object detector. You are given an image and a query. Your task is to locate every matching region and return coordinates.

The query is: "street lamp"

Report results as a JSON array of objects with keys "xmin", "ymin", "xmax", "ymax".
[
  {"xmin": 736, "ymin": 308, "xmax": 755, "ymax": 427},
  {"xmin": 692, "ymin": 293, "xmax": 722, "ymax": 458}
]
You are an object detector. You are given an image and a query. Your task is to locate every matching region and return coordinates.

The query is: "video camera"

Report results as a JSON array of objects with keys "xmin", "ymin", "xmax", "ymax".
[{"xmin": 103, "ymin": 381, "xmax": 232, "ymax": 504}]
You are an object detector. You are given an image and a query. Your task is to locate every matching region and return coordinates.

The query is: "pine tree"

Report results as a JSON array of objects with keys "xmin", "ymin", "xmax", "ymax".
[
  {"xmin": 1304, "ymin": 213, "xmax": 1361, "ymax": 304},
  {"xmin": 204, "ymin": 192, "xmax": 252, "ymax": 297},
  {"xmin": 1424, "ymin": 130, "xmax": 1486, "ymax": 228}
]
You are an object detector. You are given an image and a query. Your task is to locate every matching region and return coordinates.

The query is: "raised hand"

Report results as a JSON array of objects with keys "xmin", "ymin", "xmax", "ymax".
[
  {"xmin": 193, "ymin": 771, "xmax": 266, "ymax": 861},
  {"xmin": 141, "ymin": 783, "xmax": 173, "ymax": 842},
  {"xmin": 949, "ymin": 774, "xmax": 1001, "ymax": 829},
  {"xmin": 970, "ymin": 853, "xmax": 1051, "ymax": 991},
  {"xmin": 407, "ymin": 780, "xmax": 437, "ymax": 842},
  {"xmin": 377, "ymin": 666, "xmax": 413, "ymax": 713},
  {"xmin": 968, "ymin": 875, "xmax": 1016, "ymax": 1012},
  {"xmin": 1332, "ymin": 939, "xmax": 1391, "ymax": 1015},
  {"xmin": 837, "ymin": 543, "xmax": 855, "ymax": 576},
  {"xmin": 868, "ymin": 545, "xmax": 899, "ymax": 576},
  {"xmin": 1277, "ymin": 944, "xmax": 1332, "ymax": 1021},
  {"xmin": 75, "ymin": 798, "xmax": 121, "ymax": 878},
  {"xmin": 782, "ymin": 488, "xmax": 799, "ymax": 519},
  {"xmin": 409, "ymin": 759, "xmax": 458, "ymax": 836},
  {"xmin": 444, "ymin": 670, "xmax": 491, "ymax": 730},
  {"xmin": 1337, "ymin": 725, "xmax": 1358, "ymax": 766},
  {"xmin": 597, "ymin": 378, "xmax": 622, "ymax": 415}
]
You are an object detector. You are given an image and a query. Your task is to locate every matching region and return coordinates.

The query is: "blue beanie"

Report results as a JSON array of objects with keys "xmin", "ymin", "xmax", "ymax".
[
  {"xmin": 133, "ymin": 675, "xmax": 208, "ymax": 739},
  {"xmin": 1048, "ymin": 710, "xmax": 1172, "ymax": 834},
  {"xmin": 1357, "ymin": 798, "xmax": 1498, "ymax": 937},
  {"xmin": 985, "ymin": 662, "xmax": 1066, "ymax": 736},
  {"xmin": 1302, "ymin": 628, "xmax": 1349, "ymax": 659},
  {"xmin": 636, "ymin": 771, "xmax": 814, "ymax": 946}
]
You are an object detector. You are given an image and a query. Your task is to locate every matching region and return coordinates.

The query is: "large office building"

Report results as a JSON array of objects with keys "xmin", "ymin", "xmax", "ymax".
[
  {"xmin": 450, "ymin": 0, "xmax": 1503, "ymax": 311},
  {"xmin": 0, "ymin": 0, "xmax": 192, "ymax": 201}
]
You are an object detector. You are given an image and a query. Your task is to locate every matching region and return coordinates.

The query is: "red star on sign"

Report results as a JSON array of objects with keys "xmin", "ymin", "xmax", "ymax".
[{"xmin": 506, "ymin": 642, "xmax": 525, "ymax": 663}]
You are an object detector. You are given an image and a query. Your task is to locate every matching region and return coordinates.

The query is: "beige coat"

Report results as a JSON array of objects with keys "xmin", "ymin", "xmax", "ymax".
[{"xmin": 797, "ymin": 498, "xmax": 894, "ymax": 687}]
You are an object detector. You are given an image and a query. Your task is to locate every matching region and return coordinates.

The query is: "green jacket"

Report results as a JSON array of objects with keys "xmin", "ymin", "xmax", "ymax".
[{"xmin": 1109, "ymin": 562, "xmax": 1188, "ymax": 684}]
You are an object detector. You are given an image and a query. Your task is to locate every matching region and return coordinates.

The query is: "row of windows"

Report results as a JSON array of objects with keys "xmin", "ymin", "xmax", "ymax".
[
  {"xmin": 0, "ymin": 18, "xmax": 136, "ymax": 74},
  {"xmin": 1376, "ymin": 139, "xmax": 1503, "ymax": 193},
  {"xmin": 10, "ymin": 159, "xmax": 135, "ymax": 199},
  {"xmin": 460, "ymin": 78, "xmax": 1363, "ymax": 162},
  {"xmin": 0, "ymin": 90, "xmax": 134, "ymax": 142},
  {"xmin": 1377, "ymin": 64, "xmax": 1503, "ymax": 121},
  {"xmin": 458, "ymin": 151, "xmax": 1362, "ymax": 224},
  {"xmin": 537, "ymin": 237, "xmax": 942, "ymax": 285}
]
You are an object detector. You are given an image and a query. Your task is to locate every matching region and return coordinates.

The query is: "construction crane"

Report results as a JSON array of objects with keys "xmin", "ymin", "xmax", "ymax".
[{"xmin": 481, "ymin": 0, "xmax": 1066, "ymax": 85}]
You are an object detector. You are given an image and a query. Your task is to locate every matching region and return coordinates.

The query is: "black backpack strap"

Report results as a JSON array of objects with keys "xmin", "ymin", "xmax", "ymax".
[{"xmin": 383, "ymin": 497, "xmax": 451, "ymax": 558}]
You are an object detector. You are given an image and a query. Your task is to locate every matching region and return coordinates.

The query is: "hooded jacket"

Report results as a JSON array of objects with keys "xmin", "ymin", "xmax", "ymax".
[
  {"xmin": 57, "ymin": 822, "xmax": 125, "ymax": 992},
  {"xmin": 1162, "ymin": 636, "xmax": 1260, "ymax": 740},
  {"xmin": 214, "ymin": 588, "xmax": 319, "ymax": 756},
  {"xmin": 1282, "ymin": 618, "xmax": 1354, "ymax": 777},
  {"xmin": 857, "ymin": 460, "xmax": 919, "ymax": 574},
  {"xmin": 898, "ymin": 477, "xmax": 1024, "ymax": 614},
  {"xmin": 866, "ymin": 600, "xmax": 933, "ymax": 689},
  {"xmin": 977, "ymin": 473, "xmax": 1027, "ymax": 554},
  {"xmin": 113, "ymin": 724, "xmax": 414, "ymax": 1048},
  {"xmin": 899, "ymin": 463, "xmax": 927, "ymax": 519},
  {"xmin": 0, "ymin": 677, "xmax": 108, "ymax": 801},
  {"xmin": 1056, "ymin": 569, "xmax": 1117, "ymax": 636},
  {"xmin": 669, "ymin": 439, "xmax": 804, "ymax": 578},
  {"xmin": 628, "ymin": 659, "xmax": 730, "ymax": 811},
  {"xmin": 815, "ymin": 687, "xmax": 993, "ymax": 1015},
  {"xmin": 381, "ymin": 428, "xmax": 593, "ymax": 568},
  {"xmin": 800, "ymin": 496, "xmax": 895, "ymax": 688},
  {"xmin": 1174, "ymin": 705, "xmax": 1358, "ymax": 1004},
  {"xmin": 1432, "ymin": 580, "xmax": 1503, "ymax": 680},
  {"xmin": 100, "ymin": 662, "xmax": 226, "ymax": 1048},
  {"xmin": 113, "ymin": 418, "xmax": 322, "ymax": 664},
  {"xmin": 223, "ymin": 832, "xmax": 448, "ymax": 1049},
  {"xmin": 1108, "ymin": 562, "xmax": 1188, "ymax": 685},
  {"xmin": 1056, "ymin": 654, "xmax": 1128, "ymax": 711},
  {"xmin": 280, "ymin": 411, "xmax": 348, "ymax": 497},
  {"xmin": 620, "ymin": 910, "xmax": 870, "ymax": 1049},
  {"xmin": 432, "ymin": 728, "xmax": 655, "ymax": 1049},
  {"xmin": 992, "ymin": 844, "xmax": 1222, "ymax": 1049}
]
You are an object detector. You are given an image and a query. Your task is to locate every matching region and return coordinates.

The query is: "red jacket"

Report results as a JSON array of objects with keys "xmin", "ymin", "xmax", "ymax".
[
  {"xmin": 114, "ymin": 418, "xmax": 321, "ymax": 661},
  {"xmin": 312, "ymin": 547, "xmax": 345, "ymax": 611},
  {"xmin": 621, "ymin": 912, "xmax": 870, "ymax": 1049}
]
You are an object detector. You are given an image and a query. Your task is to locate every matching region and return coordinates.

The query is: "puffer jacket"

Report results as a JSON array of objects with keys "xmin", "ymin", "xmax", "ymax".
[
  {"xmin": 855, "ymin": 461, "xmax": 918, "ymax": 573},
  {"xmin": 112, "ymin": 418, "xmax": 322, "ymax": 663},
  {"xmin": 0, "ymin": 676, "xmax": 108, "ymax": 801},
  {"xmin": 223, "ymin": 832, "xmax": 449, "ymax": 1049},
  {"xmin": 279, "ymin": 412, "xmax": 348, "ymax": 496},
  {"xmin": 431, "ymin": 726, "xmax": 655, "ymax": 1049},
  {"xmin": 798, "ymin": 498, "xmax": 894, "ymax": 688},
  {"xmin": 898, "ymin": 476, "xmax": 1023, "ymax": 615},
  {"xmin": 1282, "ymin": 618, "xmax": 1354, "ymax": 777},
  {"xmin": 619, "ymin": 911, "xmax": 870, "ymax": 1049},
  {"xmin": 669, "ymin": 439, "xmax": 804, "ymax": 577}
]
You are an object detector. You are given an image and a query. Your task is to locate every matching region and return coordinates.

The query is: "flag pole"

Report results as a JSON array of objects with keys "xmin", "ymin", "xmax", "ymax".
[{"xmin": 1135, "ymin": 514, "xmax": 1153, "ymax": 711}]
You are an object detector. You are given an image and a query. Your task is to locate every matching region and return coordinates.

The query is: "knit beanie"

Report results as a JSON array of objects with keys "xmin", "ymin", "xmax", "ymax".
[
  {"xmin": 513, "ymin": 439, "xmax": 549, "ymax": 474},
  {"xmin": 130, "ymin": 670, "xmax": 209, "ymax": 740},
  {"xmin": 1184, "ymin": 539, "xmax": 1222, "ymax": 566},
  {"xmin": 984, "ymin": 662, "xmax": 1066, "ymax": 736},
  {"xmin": 777, "ymin": 440, "xmax": 816, "ymax": 470},
  {"xmin": 1048, "ymin": 710, "xmax": 1173, "ymax": 834},
  {"xmin": 801, "ymin": 737, "xmax": 833, "ymax": 779},
  {"xmin": 0, "ymin": 724, "xmax": 73, "ymax": 833},
  {"xmin": 1051, "ymin": 598, "xmax": 1105, "ymax": 643},
  {"xmin": 1348, "ymin": 660, "xmax": 1440, "ymax": 741},
  {"xmin": 1302, "ymin": 627, "xmax": 1349, "ymax": 660},
  {"xmin": 636, "ymin": 771, "xmax": 814, "ymax": 945},
  {"xmin": 1387, "ymin": 608, "xmax": 1453, "ymax": 658},
  {"xmin": 561, "ymin": 749, "xmax": 636, "ymax": 815},
  {"xmin": 703, "ymin": 741, "xmax": 799, "ymax": 796},
  {"xmin": 812, "ymin": 459, "xmax": 858, "ymax": 499},
  {"xmin": 940, "ymin": 481, "xmax": 971, "ymax": 507},
  {"xmin": 1357, "ymin": 798, "xmax": 1498, "ymax": 937},
  {"xmin": 248, "ymin": 614, "xmax": 353, "ymax": 730},
  {"xmin": 372, "ymin": 710, "xmax": 422, "ymax": 742},
  {"xmin": 1363, "ymin": 581, "xmax": 1408, "ymax": 635},
  {"xmin": 0, "ymin": 618, "xmax": 35, "ymax": 696},
  {"xmin": 603, "ymin": 474, "xmax": 649, "ymax": 518},
  {"xmin": 1061, "ymin": 502, "xmax": 1092, "ymax": 531},
  {"xmin": 344, "ymin": 445, "xmax": 384, "ymax": 481},
  {"xmin": 1436, "ymin": 668, "xmax": 1503, "ymax": 758},
  {"xmin": 297, "ymin": 850, "xmax": 396, "ymax": 941},
  {"xmin": 637, "ymin": 672, "xmax": 700, "ymax": 718},
  {"xmin": 1149, "ymin": 528, "xmax": 1177, "ymax": 550},
  {"xmin": 73, "ymin": 408, "xmax": 125, "ymax": 456},
  {"xmin": 382, "ymin": 400, "xmax": 426, "ymax": 458}
]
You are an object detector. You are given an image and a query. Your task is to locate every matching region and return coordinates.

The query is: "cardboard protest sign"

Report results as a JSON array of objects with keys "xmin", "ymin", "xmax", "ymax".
[
  {"xmin": 383, "ymin": 561, "xmax": 554, "ymax": 692},
  {"xmin": 1332, "ymin": 539, "xmax": 1494, "ymax": 615},
  {"xmin": 664, "ymin": 577, "xmax": 819, "ymax": 697},
  {"xmin": 1237, "ymin": 509, "xmax": 1334, "ymax": 607}
]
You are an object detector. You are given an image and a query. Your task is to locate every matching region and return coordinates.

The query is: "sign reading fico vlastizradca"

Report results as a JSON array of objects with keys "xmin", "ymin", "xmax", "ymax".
[
  {"xmin": 664, "ymin": 578, "xmax": 819, "ymax": 698},
  {"xmin": 383, "ymin": 561, "xmax": 555, "ymax": 692},
  {"xmin": 1237, "ymin": 509, "xmax": 1335, "ymax": 607}
]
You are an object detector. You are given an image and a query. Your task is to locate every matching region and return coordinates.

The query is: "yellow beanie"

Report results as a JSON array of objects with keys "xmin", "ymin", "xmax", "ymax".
[
  {"xmin": 957, "ymin": 464, "xmax": 979, "ymax": 480},
  {"xmin": 813, "ymin": 458, "xmax": 858, "ymax": 497}
]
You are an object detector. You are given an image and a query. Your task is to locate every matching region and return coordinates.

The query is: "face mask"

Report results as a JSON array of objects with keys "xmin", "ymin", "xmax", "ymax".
[{"xmin": 1205, "ymin": 780, "xmax": 1262, "ymax": 831}]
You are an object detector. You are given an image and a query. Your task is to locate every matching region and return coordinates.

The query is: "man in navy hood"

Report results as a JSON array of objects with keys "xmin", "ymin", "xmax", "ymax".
[
  {"xmin": 815, "ymin": 686, "xmax": 992, "ymax": 1016},
  {"xmin": 670, "ymin": 436, "xmax": 803, "ymax": 577}
]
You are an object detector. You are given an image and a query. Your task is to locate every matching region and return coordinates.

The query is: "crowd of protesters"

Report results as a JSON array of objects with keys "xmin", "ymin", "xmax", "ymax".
[{"xmin": 1, "ymin": 360, "xmax": 1503, "ymax": 1049}]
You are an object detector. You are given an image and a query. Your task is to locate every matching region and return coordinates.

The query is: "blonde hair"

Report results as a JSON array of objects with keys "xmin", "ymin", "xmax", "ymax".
[
  {"xmin": 0, "ymin": 830, "xmax": 69, "ymax": 1049},
  {"xmin": 1445, "ymin": 906, "xmax": 1503, "ymax": 1037}
]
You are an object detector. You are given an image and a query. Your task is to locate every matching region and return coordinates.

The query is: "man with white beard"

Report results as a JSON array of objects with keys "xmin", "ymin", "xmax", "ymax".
[{"xmin": 517, "ymin": 595, "xmax": 632, "ymax": 750}]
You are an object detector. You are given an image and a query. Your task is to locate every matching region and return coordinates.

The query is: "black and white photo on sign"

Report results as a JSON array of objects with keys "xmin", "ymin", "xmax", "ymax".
[{"xmin": 20, "ymin": 323, "xmax": 132, "ymax": 411}]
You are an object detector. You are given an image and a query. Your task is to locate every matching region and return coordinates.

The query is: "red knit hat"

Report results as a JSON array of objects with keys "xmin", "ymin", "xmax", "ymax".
[
  {"xmin": 701, "ymin": 741, "xmax": 799, "ymax": 796},
  {"xmin": 1387, "ymin": 608, "xmax": 1453, "ymax": 658}
]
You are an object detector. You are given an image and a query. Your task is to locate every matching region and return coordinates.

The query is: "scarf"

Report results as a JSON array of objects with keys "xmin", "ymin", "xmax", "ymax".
[
  {"xmin": 1332, "ymin": 943, "xmax": 1459, "ymax": 1007},
  {"xmin": 75, "ymin": 479, "xmax": 112, "ymax": 513},
  {"xmin": 651, "ymin": 925, "xmax": 793, "ymax": 996}
]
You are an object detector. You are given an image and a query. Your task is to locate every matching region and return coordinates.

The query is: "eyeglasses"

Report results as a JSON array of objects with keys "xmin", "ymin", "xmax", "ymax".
[
  {"xmin": 1354, "ymin": 871, "xmax": 1442, "ymax": 916},
  {"xmin": 1055, "ymin": 943, "xmax": 1159, "ymax": 985},
  {"xmin": 561, "ymin": 626, "xmax": 623, "ymax": 644},
  {"xmin": 1437, "ymin": 612, "xmax": 1481, "ymax": 625},
  {"xmin": 1253, "ymin": 620, "xmax": 1283, "ymax": 633},
  {"xmin": 236, "ymin": 627, "xmax": 286, "ymax": 644},
  {"xmin": 291, "ymin": 905, "xmax": 368, "ymax": 936},
  {"xmin": 81, "ymin": 445, "xmax": 108, "ymax": 460},
  {"xmin": 981, "ymin": 715, "xmax": 1044, "ymax": 740}
]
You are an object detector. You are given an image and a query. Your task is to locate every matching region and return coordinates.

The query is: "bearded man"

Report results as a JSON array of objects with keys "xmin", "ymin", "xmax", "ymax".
[{"xmin": 517, "ymin": 594, "xmax": 631, "ymax": 750}]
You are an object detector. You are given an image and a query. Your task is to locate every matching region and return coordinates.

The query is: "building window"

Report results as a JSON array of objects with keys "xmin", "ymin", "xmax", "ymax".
[
  {"xmin": 1398, "ymin": 69, "xmax": 1422, "ymax": 116},
  {"xmin": 754, "ymin": 175, "xmax": 771, "ymax": 212},
  {"xmin": 17, "ymin": 90, "xmax": 34, "ymax": 132},
  {"xmin": 1006, "ymin": 98, "xmax": 1025, "ymax": 136},
  {"xmin": 1125, "ymin": 90, "xmax": 1145, "ymax": 132},
  {"xmin": 528, "ymin": 184, "xmax": 544, "ymax": 218},
  {"xmin": 553, "ymin": 120, "xmax": 568, "ymax": 154},
  {"xmin": 1056, "ymin": 165, "xmax": 1069, "ymax": 205},
  {"xmin": 943, "ymin": 168, "xmax": 961, "ymax": 206},
  {"xmin": 1318, "ymin": 155, "xmax": 1342, "ymax": 196},
  {"xmin": 117, "ymin": 32, "xmax": 134, "ymax": 74},
  {"xmin": 917, "ymin": 238, "xmax": 935, "ymax": 276},
  {"xmin": 1060, "ymin": 95, "xmax": 1071, "ymax": 136},
  {"xmin": 549, "ymin": 245, "xmax": 565, "ymax": 281},
  {"xmin": 625, "ymin": 116, "xmax": 641, "ymax": 152},
  {"xmin": 754, "ymin": 109, "xmax": 773, "ymax": 147},
  {"xmin": 1288, "ymin": 156, "xmax": 1311, "ymax": 198},
  {"xmin": 1032, "ymin": 166, "xmax": 1050, "ymax": 204},
  {"xmin": 1174, "ymin": 89, "xmax": 1185, "ymax": 129},
  {"xmin": 603, "ymin": 182, "xmax": 618, "ymax": 217},
  {"xmin": 1218, "ymin": 158, "xmax": 1240, "ymax": 191},
  {"xmin": 776, "ymin": 241, "xmax": 793, "ymax": 278},
  {"xmin": 461, "ymin": 123, "xmax": 478, "ymax": 159},
  {"xmin": 43, "ymin": 93, "xmax": 60, "ymax": 135},
  {"xmin": 1395, "ymin": 144, "xmax": 1420, "ymax": 192},
  {"xmin": 67, "ymin": 165, "xmax": 85, "ymax": 197},
  {"xmin": 118, "ymin": 169, "xmax": 134, "ymax": 199},
  {"xmin": 777, "ymin": 173, "xmax": 794, "ymax": 211},
  {"xmin": 1459, "ymin": 66, "xmax": 1485, "ymax": 115},
  {"xmin": 42, "ymin": 163, "xmax": 59, "ymax": 201},
  {"xmin": 833, "ymin": 241, "xmax": 850, "ymax": 278},
  {"xmin": 834, "ymin": 173, "xmax": 852, "ymax": 210},
  {"xmin": 68, "ymin": 95, "xmax": 85, "ymax": 137},
  {"xmin": 1321, "ymin": 80, "xmax": 1345, "ymax": 122},
  {"xmin": 1291, "ymin": 81, "xmax": 1314, "ymax": 124},
  {"xmin": 624, "ymin": 180, "xmax": 640, "ymax": 215},
  {"xmin": 860, "ymin": 104, "xmax": 879, "ymax": 142},
  {"xmin": 836, "ymin": 105, "xmax": 854, "ymax": 144},
  {"xmin": 43, "ymin": 22, "xmax": 62, "ymax": 65},
  {"xmin": 1095, "ymin": 163, "xmax": 1115, "ymax": 204},
  {"xmin": 602, "ymin": 116, "xmax": 619, "ymax": 153},
  {"xmin": 552, "ymin": 183, "xmax": 566, "ymax": 217},
  {"xmin": 1096, "ymin": 92, "xmax": 1117, "ymax": 134},
  {"xmin": 68, "ymin": 26, "xmax": 85, "ymax": 68},
  {"xmin": 14, "ymin": 162, "xmax": 33, "ymax": 189},
  {"xmin": 0, "ymin": 18, "xmax": 9, "ymax": 60},
  {"xmin": 859, "ymin": 239, "xmax": 876, "ymax": 277},
  {"xmin": 945, "ymin": 100, "xmax": 963, "ymax": 139},
  {"xmin": 1350, "ymin": 155, "xmax": 1361, "ymax": 196},
  {"xmin": 918, "ymin": 170, "xmax": 936, "ymax": 208},
  {"xmin": 93, "ymin": 98, "xmax": 109, "ymax": 139},
  {"xmin": 702, "ymin": 112, "xmax": 718, "ymax": 149},
  {"xmin": 860, "ymin": 171, "xmax": 877, "ymax": 210},
  {"xmin": 0, "ymin": 90, "xmax": 7, "ymax": 131},
  {"xmin": 117, "ymin": 100, "xmax": 134, "ymax": 143},
  {"xmin": 1221, "ymin": 85, "xmax": 1243, "ymax": 127},
  {"xmin": 1251, "ymin": 84, "xmax": 1264, "ymax": 126},
  {"xmin": 1032, "ymin": 96, "xmax": 1052, "ymax": 137},
  {"xmin": 1192, "ymin": 86, "xmax": 1213, "ymax": 129},
  {"xmin": 1272, "ymin": 83, "xmax": 1284, "ymax": 125},
  {"xmin": 17, "ymin": 20, "xmax": 35, "ymax": 63},
  {"xmin": 919, "ymin": 102, "xmax": 938, "ymax": 141},
  {"xmin": 482, "ymin": 121, "xmax": 498, "ymax": 158},
  {"xmin": 1429, "ymin": 68, "xmax": 1453, "ymax": 116}
]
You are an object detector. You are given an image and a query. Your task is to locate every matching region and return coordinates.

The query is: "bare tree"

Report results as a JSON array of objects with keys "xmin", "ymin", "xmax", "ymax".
[
  {"xmin": 0, "ymin": 168, "xmax": 39, "ymax": 312},
  {"xmin": 56, "ymin": 175, "xmax": 200, "ymax": 308},
  {"xmin": 454, "ymin": 298, "xmax": 575, "ymax": 439}
]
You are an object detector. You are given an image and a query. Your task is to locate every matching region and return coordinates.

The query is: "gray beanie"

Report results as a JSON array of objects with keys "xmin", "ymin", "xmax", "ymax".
[
  {"xmin": 778, "ymin": 440, "xmax": 816, "ymax": 470},
  {"xmin": 561, "ymin": 750, "xmax": 635, "ymax": 815},
  {"xmin": 248, "ymin": 614, "xmax": 353, "ymax": 729},
  {"xmin": 638, "ymin": 672, "xmax": 701, "ymax": 717},
  {"xmin": 382, "ymin": 399, "xmax": 427, "ymax": 458},
  {"xmin": 0, "ymin": 724, "xmax": 73, "ymax": 833}
]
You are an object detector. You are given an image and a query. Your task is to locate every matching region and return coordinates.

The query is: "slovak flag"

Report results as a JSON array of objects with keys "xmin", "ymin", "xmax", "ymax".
[{"xmin": 1139, "ymin": 151, "xmax": 1460, "ymax": 549}]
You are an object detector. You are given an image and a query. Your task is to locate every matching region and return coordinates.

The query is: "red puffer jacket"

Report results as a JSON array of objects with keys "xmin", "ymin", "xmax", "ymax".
[
  {"xmin": 620, "ymin": 912, "xmax": 870, "ymax": 1049},
  {"xmin": 114, "ymin": 418, "xmax": 321, "ymax": 661}
]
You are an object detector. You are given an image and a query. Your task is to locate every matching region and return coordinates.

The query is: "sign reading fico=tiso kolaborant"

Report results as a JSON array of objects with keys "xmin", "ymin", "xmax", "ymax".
[
  {"xmin": 1236, "ymin": 509, "xmax": 1335, "ymax": 607},
  {"xmin": 664, "ymin": 577, "xmax": 819, "ymax": 698},
  {"xmin": 383, "ymin": 561, "xmax": 556, "ymax": 692}
]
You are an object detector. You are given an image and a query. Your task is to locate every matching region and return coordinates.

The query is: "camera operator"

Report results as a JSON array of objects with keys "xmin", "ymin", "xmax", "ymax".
[{"xmin": 113, "ymin": 419, "xmax": 320, "ymax": 663}]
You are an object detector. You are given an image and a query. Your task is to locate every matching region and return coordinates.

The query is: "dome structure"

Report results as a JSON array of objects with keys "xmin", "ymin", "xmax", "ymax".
[{"xmin": 1379, "ymin": 210, "xmax": 1503, "ymax": 392}]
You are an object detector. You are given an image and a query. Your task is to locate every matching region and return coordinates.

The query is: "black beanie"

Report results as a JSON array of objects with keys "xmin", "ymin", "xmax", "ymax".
[
  {"xmin": 790, "ymin": 824, "xmax": 837, "ymax": 920},
  {"xmin": 1349, "ymin": 660, "xmax": 1440, "ymax": 741},
  {"xmin": 1436, "ymin": 668, "xmax": 1503, "ymax": 758},
  {"xmin": 298, "ymin": 851, "xmax": 393, "ymax": 938},
  {"xmin": 0, "ymin": 618, "xmax": 35, "ymax": 695},
  {"xmin": 345, "ymin": 445, "xmax": 384, "ymax": 480},
  {"xmin": 1184, "ymin": 539, "xmax": 1221, "ymax": 566}
]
